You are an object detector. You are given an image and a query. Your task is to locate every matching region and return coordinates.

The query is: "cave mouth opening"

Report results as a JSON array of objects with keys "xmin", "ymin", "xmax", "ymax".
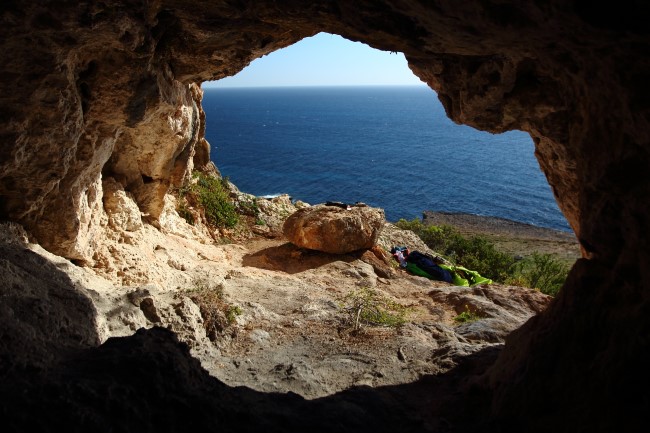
[
  {"xmin": 200, "ymin": 33, "xmax": 577, "ymax": 281},
  {"xmin": 204, "ymin": 33, "xmax": 569, "ymax": 229},
  {"xmin": 177, "ymin": 36, "xmax": 580, "ymax": 399}
]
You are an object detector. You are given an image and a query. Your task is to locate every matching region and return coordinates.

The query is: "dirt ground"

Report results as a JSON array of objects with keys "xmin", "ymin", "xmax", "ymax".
[{"xmin": 202, "ymin": 236, "xmax": 456, "ymax": 398}]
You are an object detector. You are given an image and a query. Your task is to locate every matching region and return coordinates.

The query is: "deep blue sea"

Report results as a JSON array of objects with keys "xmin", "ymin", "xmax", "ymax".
[{"xmin": 203, "ymin": 86, "xmax": 571, "ymax": 232}]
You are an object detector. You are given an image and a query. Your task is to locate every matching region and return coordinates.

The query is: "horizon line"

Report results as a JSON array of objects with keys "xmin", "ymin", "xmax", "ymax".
[{"xmin": 202, "ymin": 83, "xmax": 430, "ymax": 89}]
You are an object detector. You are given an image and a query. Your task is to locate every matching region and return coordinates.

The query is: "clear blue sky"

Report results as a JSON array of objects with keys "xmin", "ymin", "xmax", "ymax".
[{"xmin": 204, "ymin": 33, "xmax": 425, "ymax": 88}]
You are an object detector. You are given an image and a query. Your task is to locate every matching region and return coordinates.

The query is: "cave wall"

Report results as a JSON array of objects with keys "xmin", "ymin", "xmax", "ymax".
[
  {"xmin": 1, "ymin": 0, "xmax": 649, "ymax": 429},
  {"xmin": 0, "ymin": 1, "xmax": 218, "ymax": 262}
]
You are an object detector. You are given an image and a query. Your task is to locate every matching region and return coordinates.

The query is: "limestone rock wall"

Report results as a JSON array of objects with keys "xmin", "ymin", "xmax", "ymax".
[
  {"xmin": 1, "ymin": 0, "xmax": 649, "ymax": 430},
  {"xmin": 0, "ymin": 2, "xmax": 211, "ymax": 262}
]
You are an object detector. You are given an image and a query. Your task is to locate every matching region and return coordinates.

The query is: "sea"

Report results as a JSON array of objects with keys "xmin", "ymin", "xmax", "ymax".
[{"xmin": 202, "ymin": 85, "xmax": 571, "ymax": 232}]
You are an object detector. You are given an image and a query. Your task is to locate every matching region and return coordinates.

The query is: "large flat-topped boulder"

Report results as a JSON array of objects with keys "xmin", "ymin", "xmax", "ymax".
[{"xmin": 283, "ymin": 204, "xmax": 385, "ymax": 254}]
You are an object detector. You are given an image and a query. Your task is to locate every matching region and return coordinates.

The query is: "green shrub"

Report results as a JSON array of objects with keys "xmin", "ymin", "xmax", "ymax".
[
  {"xmin": 194, "ymin": 173, "xmax": 239, "ymax": 228},
  {"xmin": 394, "ymin": 218, "xmax": 458, "ymax": 252},
  {"xmin": 509, "ymin": 253, "xmax": 569, "ymax": 296},
  {"xmin": 238, "ymin": 197, "xmax": 265, "ymax": 226},
  {"xmin": 226, "ymin": 305, "xmax": 243, "ymax": 324},
  {"xmin": 394, "ymin": 218, "xmax": 569, "ymax": 294},
  {"xmin": 175, "ymin": 172, "xmax": 239, "ymax": 229},
  {"xmin": 177, "ymin": 202, "xmax": 195, "ymax": 225},
  {"xmin": 340, "ymin": 287, "xmax": 410, "ymax": 331},
  {"xmin": 239, "ymin": 197, "xmax": 259, "ymax": 216},
  {"xmin": 448, "ymin": 235, "xmax": 515, "ymax": 283}
]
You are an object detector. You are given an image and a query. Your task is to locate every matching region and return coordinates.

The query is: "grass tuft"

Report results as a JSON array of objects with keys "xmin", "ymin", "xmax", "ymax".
[
  {"xmin": 453, "ymin": 305, "xmax": 481, "ymax": 323},
  {"xmin": 339, "ymin": 287, "xmax": 411, "ymax": 331}
]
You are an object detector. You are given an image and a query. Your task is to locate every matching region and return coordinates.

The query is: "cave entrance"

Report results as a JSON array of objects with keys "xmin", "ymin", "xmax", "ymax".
[
  {"xmin": 203, "ymin": 32, "xmax": 578, "ymax": 268},
  {"xmin": 187, "ymin": 35, "xmax": 580, "ymax": 399}
]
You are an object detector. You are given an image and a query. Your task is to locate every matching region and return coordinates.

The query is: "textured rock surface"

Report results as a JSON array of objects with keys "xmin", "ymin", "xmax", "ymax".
[
  {"xmin": 102, "ymin": 177, "xmax": 143, "ymax": 232},
  {"xmin": 284, "ymin": 204, "xmax": 385, "ymax": 254},
  {"xmin": 0, "ymin": 326, "xmax": 458, "ymax": 433},
  {"xmin": 1, "ymin": 221, "xmax": 547, "ymax": 431},
  {"xmin": 1, "ymin": 1, "xmax": 649, "ymax": 431},
  {"xmin": 429, "ymin": 285, "xmax": 550, "ymax": 343},
  {"xmin": 0, "ymin": 225, "xmax": 102, "ymax": 374}
]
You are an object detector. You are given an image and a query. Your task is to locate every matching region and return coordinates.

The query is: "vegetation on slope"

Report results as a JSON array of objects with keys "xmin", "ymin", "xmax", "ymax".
[
  {"xmin": 176, "ymin": 171, "xmax": 239, "ymax": 229},
  {"xmin": 395, "ymin": 218, "xmax": 570, "ymax": 296},
  {"xmin": 185, "ymin": 278, "xmax": 242, "ymax": 341}
]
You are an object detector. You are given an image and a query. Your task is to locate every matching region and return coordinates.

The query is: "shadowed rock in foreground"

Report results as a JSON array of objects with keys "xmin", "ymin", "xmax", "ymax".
[{"xmin": 1, "ymin": 327, "xmax": 498, "ymax": 433}]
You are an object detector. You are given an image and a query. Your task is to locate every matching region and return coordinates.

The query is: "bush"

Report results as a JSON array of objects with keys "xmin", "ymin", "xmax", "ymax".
[
  {"xmin": 394, "ymin": 218, "xmax": 570, "ymax": 295},
  {"xmin": 448, "ymin": 235, "xmax": 515, "ymax": 283},
  {"xmin": 177, "ymin": 201, "xmax": 195, "ymax": 225},
  {"xmin": 238, "ymin": 196, "xmax": 265, "ymax": 226},
  {"xmin": 225, "ymin": 305, "xmax": 243, "ymax": 324},
  {"xmin": 176, "ymin": 172, "xmax": 239, "ymax": 228},
  {"xmin": 195, "ymin": 173, "xmax": 239, "ymax": 228},
  {"xmin": 508, "ymin": 253, "xmax": 570, "ymax": 296},
  {"xmin": 394, "ymin": 218, "xmax": 458, "ymax": 252}
]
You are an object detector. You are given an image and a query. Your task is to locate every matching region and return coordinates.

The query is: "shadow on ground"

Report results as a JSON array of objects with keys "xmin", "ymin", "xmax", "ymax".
[
  {"xmin": 242, "ymin": 242, "xmax": 360, "ymax": 274},
  {"xmin": 0, "ymin": 241, "xmax": 100, "ymax": 380},
  {"xmin": 0, "ymin": 327, "xmax": 500, "ymax": 433}
]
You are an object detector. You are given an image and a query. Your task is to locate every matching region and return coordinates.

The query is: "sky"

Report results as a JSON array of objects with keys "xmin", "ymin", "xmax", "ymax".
[{"xmin": 204, "ymin": 33, "xmax": 425, "ymax": 88}]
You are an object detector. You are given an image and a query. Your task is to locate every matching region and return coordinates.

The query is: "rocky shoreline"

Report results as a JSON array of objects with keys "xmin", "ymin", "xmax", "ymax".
[{"xmin": 421, "ymin": 211, "xmax": 581, "ymax": 262}]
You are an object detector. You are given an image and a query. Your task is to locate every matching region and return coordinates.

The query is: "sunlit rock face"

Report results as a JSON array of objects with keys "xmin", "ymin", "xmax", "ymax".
[{"xmin": 0, "ymin": 0, "xmax": 648, "ymax": 430}]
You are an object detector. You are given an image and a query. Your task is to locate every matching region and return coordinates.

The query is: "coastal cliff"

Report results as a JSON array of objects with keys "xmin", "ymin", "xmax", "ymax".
[{"xmin": 1, "ymin": 1, "xmax": 649, "ymax": 431}]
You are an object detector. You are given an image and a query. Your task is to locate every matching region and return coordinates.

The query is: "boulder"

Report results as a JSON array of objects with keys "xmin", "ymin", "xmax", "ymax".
[{"xmin": 283, "ymin": 204, "xmax": 385, "ymax": 254}]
